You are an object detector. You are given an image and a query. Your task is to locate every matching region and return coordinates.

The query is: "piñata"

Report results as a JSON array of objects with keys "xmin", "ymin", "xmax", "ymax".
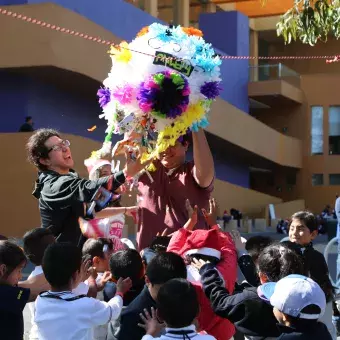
[{"xmin": 91, "ymin": 23, "xmax": 222, "ymax": 166}]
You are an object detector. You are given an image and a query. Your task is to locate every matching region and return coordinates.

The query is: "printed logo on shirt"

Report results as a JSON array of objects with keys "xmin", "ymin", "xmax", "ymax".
[{"xmin": 17, "ymin": 289, "xmax": 23, "ymax": 300}]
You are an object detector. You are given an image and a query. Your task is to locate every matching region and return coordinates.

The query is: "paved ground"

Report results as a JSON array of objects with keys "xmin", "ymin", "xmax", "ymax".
[{"xmin": 22, "ymin": 231, "xmax": 339, "ymax": 339}]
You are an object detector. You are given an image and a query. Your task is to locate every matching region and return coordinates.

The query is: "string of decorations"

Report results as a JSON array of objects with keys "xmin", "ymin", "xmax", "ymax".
[{"xmin": 0, "ymin": 7, "xmax": 340, "ymax": 63}]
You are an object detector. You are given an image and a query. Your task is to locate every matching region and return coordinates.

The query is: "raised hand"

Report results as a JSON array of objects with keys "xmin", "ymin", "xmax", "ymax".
[
  {"xmin": 138, "ymin": 307, "xmax": 165, "ymax": 337},
  {"xmin": 116, "ymin": 277, "xmax": 132, "ymax": 295},
  {"xmin": 202, "ymin": 197, "xmax": 218, "ymax": 228},
  {"xmin": 183, "ymin": 199, "xmax": 198, "ymax": 231}
]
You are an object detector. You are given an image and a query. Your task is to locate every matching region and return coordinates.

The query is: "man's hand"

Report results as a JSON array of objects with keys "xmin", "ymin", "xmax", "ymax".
[
  {"xmin": 138, "ymin": 307, "xmax": 165, "ymax": 337},
  {"xmin": 123, "ymin": 146, "xmax": 152, "ymax": 178},
  {"xmin": 202, "ymin": 198, "xmax": 218, "ymax": 228}
]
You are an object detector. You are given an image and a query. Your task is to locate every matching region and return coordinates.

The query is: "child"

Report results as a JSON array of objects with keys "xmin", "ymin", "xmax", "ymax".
[
  {"xmin": 35, "ymin": 242, "xmax": 132, "ymax": 340},
  {"xmin": 287, "ymin": 211, "xmax": 335, "ymax": 338},
  {"xmin": 167, "ymin": 205, "xmax": 237, "ymax": 340},
  {"xmin": 24, "ymin": 228, "xmax": 93, "ymax": 340},
  {"xmin": 0, "ymin": 240, "xmax": 35, "ymax": 340},
  {"xmin": 82, "ymin": 237, "xmax": 115, "ymax": 284},
  {"xmin": 108, "ymin": 249, "xmax": 145, "ymax": 305},
  {"xmin": 260, "ymin": 274, "xmax": 332, "ymax": 339},
  {"xmin": 234, "ymin": 233, "xmax": 273, "ymax": 290},
  {"xmin": 197, "ymin": 243, "xmax": 305, "ymax": 339},
  {"xmin": 107, "ymin": 252, "xmax": 187, "ymax": 340},
  {"xmin": 140, "ymin": 278, "xmax": 216, "ymax": 340}
]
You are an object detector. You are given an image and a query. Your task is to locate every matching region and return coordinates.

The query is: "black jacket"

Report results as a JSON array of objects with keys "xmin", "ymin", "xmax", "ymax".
[
  {"xmin": 301, "ymin": 243, "xmax": 334, "ymax": 302},
  {"xmin": 276, "ymin": 322, "xmax": 332, "ymax": 339},
  {"xmin": 107, "ymin": 285, "xmax": 157, "ymax": 340},
  {"xmin": 32, "ymin": 170, "xmax": 125, "ymax": 245},
  {"xmin": 201, "ymin": 264, "xmax": 280, "ymax": 340}
]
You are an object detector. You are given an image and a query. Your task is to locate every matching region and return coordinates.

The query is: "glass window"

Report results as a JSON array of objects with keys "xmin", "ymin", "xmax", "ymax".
[
  {"xmin": 286, "ymin": 174, "xmax": 296, "ymax": 186},
  {"xmin": 312, "ymin": 174, "xmax": 323, "ymax": 186},
  {"xmin": 329, "ymin": 106, "xmax": 340, "ymax": 155},
  {"xmin": 329, "ymin": 174, "xmax": 340, "ymax": 185},
  {"xmin": 311, "ymin": 106, "xmax": 323, "ymax": 155}
]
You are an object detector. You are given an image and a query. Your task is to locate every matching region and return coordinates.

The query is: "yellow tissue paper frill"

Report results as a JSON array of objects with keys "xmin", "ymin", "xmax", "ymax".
[{"xmin": 141, "ymin": 101, "xmax": 206, "ymax": 170}]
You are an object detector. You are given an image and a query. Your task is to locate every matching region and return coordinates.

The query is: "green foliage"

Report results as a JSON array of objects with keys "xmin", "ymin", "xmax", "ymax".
[{"xmin": 276, "ymin": 0, "xmax": 340, "ymax": 45}]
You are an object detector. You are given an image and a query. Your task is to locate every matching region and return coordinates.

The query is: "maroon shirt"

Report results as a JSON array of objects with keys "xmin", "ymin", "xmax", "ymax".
[{"xmin": 137, "ymin": 160, "xmax": 213, "ymax": 250}]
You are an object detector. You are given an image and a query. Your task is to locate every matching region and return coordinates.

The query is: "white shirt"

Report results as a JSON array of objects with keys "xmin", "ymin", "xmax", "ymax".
[
  {"xmin": 35, "ymin": 291, "xmax": 123, "ymax": 340},
  {"xmin": 142, "ymin": 325, "xmax": 216, "ymax": 340},
  {"xmin": 28, "ymin": 266, "xmax": 89, "ymax": 340}
]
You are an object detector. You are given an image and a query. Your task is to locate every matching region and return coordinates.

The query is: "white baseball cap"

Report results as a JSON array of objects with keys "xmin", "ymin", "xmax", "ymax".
[{"xmin": 260, "ymin": 274, "xmax": 326, "ymax": 320}]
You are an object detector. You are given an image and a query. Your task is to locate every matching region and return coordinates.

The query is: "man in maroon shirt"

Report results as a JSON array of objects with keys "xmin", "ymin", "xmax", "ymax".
[{"xmin": 137, "ymin": 129, "xmax": 214, "ymax": 250}]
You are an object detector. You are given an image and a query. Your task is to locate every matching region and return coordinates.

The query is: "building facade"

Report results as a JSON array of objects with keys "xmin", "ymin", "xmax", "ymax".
[{"xmin": 0, "ymin": 0, "xmax": 338, "ymax": 236}]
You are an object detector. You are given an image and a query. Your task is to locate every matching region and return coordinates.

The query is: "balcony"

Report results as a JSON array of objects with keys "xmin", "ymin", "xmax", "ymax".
[{"xmin": 248, "ymin": 64, "xmax": 304, "ymax": 107}]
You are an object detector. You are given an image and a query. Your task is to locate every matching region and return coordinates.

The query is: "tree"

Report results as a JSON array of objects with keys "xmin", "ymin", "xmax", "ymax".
[{"xmin": 276, "ymin": 0, "xmax": 340, "ymax": 45}]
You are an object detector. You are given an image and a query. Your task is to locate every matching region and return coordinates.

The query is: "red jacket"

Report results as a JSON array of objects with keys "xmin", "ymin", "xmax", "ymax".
[{"xmin": 167, "ymin": 226, "xmax": 237, "ymax": 340}]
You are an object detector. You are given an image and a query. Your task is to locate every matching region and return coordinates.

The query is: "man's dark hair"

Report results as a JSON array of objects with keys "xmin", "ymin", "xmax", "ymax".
[
  {"xmin": 25, "ymin": 116, "xmax": 32, "ymax": 122},
  {"xmin": 179, "ymin": 132, "xmax": 192, "ymax": 146},
  {"xmin": 82, "ymin": 238, "xmax": 112, "ymax": 259},
  {"xmin": 157, "ymin": 278, "xmax": 199, "ymax": 328},
  {"xmin": 0, "ymin": 241, "xmax": 27, "ymax": 278},
  {"xmin": 245, "ymin": 236, "xmax": 273, "ymax": 263},
  {"xmin": 26, "ymin": 128, "xmax": 60, "ymax": 171},
  {"xmin": 23, "ymin": 228, "xmax": 54, "ymax": 266},
  {"xmin": 290, "ymin": 211, "xmax": 318, "ymax": 233},
  {"xmin": 257, "ymin": 243, "xmax": 304, "ymax": 282},
  {"xmin": 146, "ymin": 252, "xmax": 186, "ymax": 285},
  {"xmin": 42, "ymin": 243, "xmax": 82, "ymax": 288},
  {"xmin": 110, "ymin": 249, "xmax": 144, "ymax": 285},
  {"xmin": 284, "ymin": 304, "xmax": 321, "ymax": 330}
]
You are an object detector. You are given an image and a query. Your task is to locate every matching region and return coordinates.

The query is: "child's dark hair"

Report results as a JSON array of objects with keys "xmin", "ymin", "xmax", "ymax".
[
  {"xmin": 23, "ymin": 228, "xmax": 54, "ymax": 266},
  {"xmin": 146, "ymin": 252, "xmax": 187, "ymax": 285},
  {"xmin": 187, "ymin": 254, "xmax": 219, "ymax": 266},
  {"xmin": 245, "ymin": 236, "xmax": 273, "ymax": 263},
  {"xmin": 82, "ymin": 238, "xmax": 112, "ymax": 259},
  {"xmin": 110, "ymin": 249, "xmax": 144, "ymax": 285},
  {"xmin": 284, "ymin": 305, "xmax": 321, "ymax": 330},
  {"xmin": 43, "ymin": 243, "xmax": 82, "ymax": 288},
  {"xmin": 150, "ymin": 236, "xmax": 171, "ymax": 253},
  {"xmin": 258, "ymin": 243, "xmax": 304, "ymax": 282},
  {"xmin": 157, "ymin": 278, "xmax": 199, "ymax": 328},
  {"xmin": 290, "ymin": 211, "xmax": 318, "ymax": 232},
  {"xmin": 0, "ymin": 240, "xmax": 27, "ymax": 279}
]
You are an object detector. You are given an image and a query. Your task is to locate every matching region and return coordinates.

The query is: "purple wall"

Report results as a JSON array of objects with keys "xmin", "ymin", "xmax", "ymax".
[{"xmin": 200, "ymin": 11, "xmax": 249, "ymax": 113}]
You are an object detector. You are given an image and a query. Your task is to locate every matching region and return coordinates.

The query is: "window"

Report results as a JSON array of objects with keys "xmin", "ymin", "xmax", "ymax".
[
  {"xmin": 329, "ymin": 174, "xmax": 340, "ymax": 185},
  {"xmin": 329, "ymin": 106, "xmax": 340, "ymax": 155},
  {"xmin": 286, "ymin": 174, "xmax": 296, "ymax": 186},
  {"xmin": 311, "ymin": 106, "xmax": 323, "ymax": 155},
  {"xmin": 312, "ymin": 174, "xmax": 323, "ymax": 186}
]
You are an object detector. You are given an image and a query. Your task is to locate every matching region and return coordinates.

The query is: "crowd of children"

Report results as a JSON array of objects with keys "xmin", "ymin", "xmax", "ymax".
[{"xmin": 0, "ymin": 204, "xmax": 338, "ymax": 340}]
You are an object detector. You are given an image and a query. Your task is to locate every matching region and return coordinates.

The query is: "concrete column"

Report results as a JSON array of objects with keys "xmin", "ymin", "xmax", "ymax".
[
  {"xmin": 173, "ymin": 0, "xmax": 190, "ymax": 27},
  {"xmin": 205, "ymin": 2, "xmax": 217, "ymax": 13},
  {"xmin": 145, "ymin": 0, "xmax": 158, "ymax": 17},
  {"xmin": 250, "ymin": 29, "xmax": 259, "ymax": 81}
]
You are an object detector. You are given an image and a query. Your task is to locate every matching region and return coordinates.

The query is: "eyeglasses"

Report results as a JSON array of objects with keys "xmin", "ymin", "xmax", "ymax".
[{"xmin": 47, "ymin": 140, "xmax": 71, "ymax": 153}]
